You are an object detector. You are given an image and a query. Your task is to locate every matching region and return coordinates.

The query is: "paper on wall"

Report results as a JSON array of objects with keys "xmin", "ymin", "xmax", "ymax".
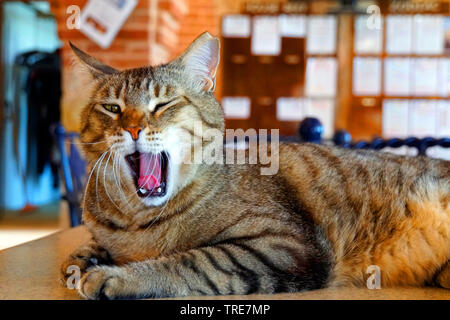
[
  {"xmin": 305, "ymin": 58, "xmax": 337, "ymax": 97},
  {"xmin": 432, "ymin": 100, "xmax": 450, "ymax": 160},
  {"xmin": 279, "ymin": 14, "xmax": 306, "ymax": 38},
  {"xmin": 222, "ymin": 15, "xmax": 251, "ymax": 38},
  {"xmin": 382, "ymin": 99, "xmax": 409, "ymax": 138},
  {"xmin": 306, "ymin": 16, "xmax": 336, "ymax": 54},
  {"xmin": 384, "ymin": 58, "xmax": 411, "ymax": 96},
  {"xmin": 386, "ymin": 15, "xmax": 412, "ymax": 54},
  {"xmin": 437, "ymin": 100, "xmax": 450, "ymax": 137},
  {"xmin": 80, "ymin": 0, "xmax": 137, "ymax": 49},
  {"xmin": 251, "ymin": 16, "xmax": 281, "ymax": 55},
  {"xmin": 353, "ymin": 57, "xmax": 381, "ymax": 96},
  {"xmin": 276, "ymin": 97, "xmax": 304, "ymax": 121},
  {"xmin": 413, "ymin": 15, "xmax": 444, "ymax": 55},
  {"xmin": 222, "ymin": 97, "xmax": 251, "ymax": 119},
  {"xmin": 412, "ymin": 58, "xmax": 439, "ymax": 96},
  {"xmin": 438, "ymin": 58, "xmax": 450, "ymax": 97},
  {"xmin": 409, "ymin": 100, "xmax": 437, "ymax": 137},
  {"xmin": 354, "ymin": 15, "xmax": 383, "ymax": 54}
]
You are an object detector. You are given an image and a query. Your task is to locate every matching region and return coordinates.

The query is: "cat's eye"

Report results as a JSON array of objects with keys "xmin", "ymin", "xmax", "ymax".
[
  {"xmin": 103, "ymin": 104, "xmax": 121, "ymax": 114},
  {"xmin": 153, "ymin": 101, "xmax": 172, "ymax": 113}
]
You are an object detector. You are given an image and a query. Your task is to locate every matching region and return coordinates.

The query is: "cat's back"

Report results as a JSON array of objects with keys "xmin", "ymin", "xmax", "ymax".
[
  {"xmin": 278, "ymin": 142, "xmax": 450, "ymax": 286},
  {"xmin": 278, "ymin": 142, "xmax": 448, "ymax": 220},
  {"xmin": 279, "ymin": 142, "xmax": 448, "ymax": 191}
]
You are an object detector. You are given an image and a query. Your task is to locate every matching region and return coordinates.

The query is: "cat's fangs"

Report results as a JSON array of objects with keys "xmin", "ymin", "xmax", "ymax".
[{"xmin": 139, "ymin": 187, "xmax": 162, "ymax": 195}]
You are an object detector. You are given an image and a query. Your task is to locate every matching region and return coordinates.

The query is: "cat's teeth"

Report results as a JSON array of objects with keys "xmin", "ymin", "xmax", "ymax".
[
  {"xmin": 157, "ymin": 187, "xmax": 162, "ymax": 193},
  {"xmin": 139, "ymin": 187, "xmax": 147, "ymax": 194}
]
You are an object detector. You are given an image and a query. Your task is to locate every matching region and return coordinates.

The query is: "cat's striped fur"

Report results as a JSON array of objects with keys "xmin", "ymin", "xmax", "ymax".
[{"xmin": 62, "ymin": 33, "xmax": 450, "ymax": 299}]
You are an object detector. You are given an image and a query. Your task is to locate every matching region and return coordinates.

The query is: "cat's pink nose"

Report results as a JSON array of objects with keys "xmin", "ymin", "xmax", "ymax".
[{"xmin": 124, "ymin": 127, "xmax": 142, "ymax": 141}]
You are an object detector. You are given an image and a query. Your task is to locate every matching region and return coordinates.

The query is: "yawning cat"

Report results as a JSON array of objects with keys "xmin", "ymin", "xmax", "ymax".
[{"xmin": 61, "ymin": 32, "xmax": 450, "ymax": 299}]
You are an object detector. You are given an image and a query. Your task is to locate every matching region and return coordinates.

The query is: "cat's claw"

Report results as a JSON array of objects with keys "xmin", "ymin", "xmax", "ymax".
[
  {"xmin": 60, "ymin": 242, "xmax": 111, "ymax": 287},
  {"xmin": 79, "ymin": 266, "xmax": 129, "ymax": 300}
]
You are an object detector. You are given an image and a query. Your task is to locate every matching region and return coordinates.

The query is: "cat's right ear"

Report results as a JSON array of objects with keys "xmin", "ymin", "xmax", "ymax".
[
  {"xmin": 173, "ymin": 32, "xmax": 220, "ymax": 92},
  {"xmin": 69, "ymin": 42, "xmax": 118, "ymax": 79}
]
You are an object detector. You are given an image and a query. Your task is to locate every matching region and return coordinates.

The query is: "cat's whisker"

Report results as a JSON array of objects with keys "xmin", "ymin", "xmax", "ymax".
[
  {"xmin": 141, "ymin": 193, "xmax": 170, "ymax": 232},
  {"xmin": 95, "ymin": 151, "xmax": 110, "ymax": 211},
  {"xmin": 69, "ymin": 140, "xmax": 108, "ymax": 146},
  {"xmin": 103, "ymin": 150, "xmax": 124, "ymax": 213},
  {"xmin": 84, "ymin": 150, "xmax": 108, "ymax": 204},
  {"xmin": 113, "ymin": 153, "xmax": 132, "ymax": 210}
]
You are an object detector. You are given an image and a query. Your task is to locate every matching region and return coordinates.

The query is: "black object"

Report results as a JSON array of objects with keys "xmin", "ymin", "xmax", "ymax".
[
  {"xmin": 297, "ymin": 118, "xmax": 450, "ymax": 156},
  {"xmin": 12, "ymin": 50, "xmax": 61, "ymax": 187},
  {"xmin": 54, "ymin": 124, "xmax": 86, "ymax": 227},
  {"xmin": 298, "ymin": 117, "xmax": 324, "ymax": 143}
]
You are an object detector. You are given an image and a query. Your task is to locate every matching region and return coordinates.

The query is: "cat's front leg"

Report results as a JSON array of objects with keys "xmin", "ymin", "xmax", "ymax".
[
  {"xmin": 61, "ymin": 240, "xmax": 112, "ymax": 287},
  {"xmin": 78, "ymin": 241, "xmax": 326, "ymax": 299}
]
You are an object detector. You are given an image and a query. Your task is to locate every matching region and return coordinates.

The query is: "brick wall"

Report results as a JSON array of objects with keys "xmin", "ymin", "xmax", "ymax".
[
  {"xmin": 176, "ymin": 0, "xmax": 220, "ymax": 57},
  {"xmin": 49, "ymin": 0, "xmax": 269, "ymax": 131},
  {"xmin": 49, "ymin": 0, "xmax": 188, "ymax": 131}
]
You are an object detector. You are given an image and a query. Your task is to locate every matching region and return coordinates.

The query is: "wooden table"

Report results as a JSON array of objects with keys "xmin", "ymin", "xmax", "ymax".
[{"xmin": 0, "ymin": 226, "xmax": 449, "ymax": 300}]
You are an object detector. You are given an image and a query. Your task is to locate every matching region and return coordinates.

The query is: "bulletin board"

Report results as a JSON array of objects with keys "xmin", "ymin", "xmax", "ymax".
[
  {"xmin": 221, "ymin": 2, "xmax": 309, "ymax": 136},
  {"xmin": 350, "ymin": 0, "xmax": 450, "ymax": 144},
  {"xmin": 221, "ymin": 0, "xmax": 450, "ymax": 145}
]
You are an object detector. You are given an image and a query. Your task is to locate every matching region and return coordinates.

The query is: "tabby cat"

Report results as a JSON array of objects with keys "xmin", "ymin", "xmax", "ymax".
[{"xmin": 61, "ymin": 32, "xmax": 450, "ymax": 299}]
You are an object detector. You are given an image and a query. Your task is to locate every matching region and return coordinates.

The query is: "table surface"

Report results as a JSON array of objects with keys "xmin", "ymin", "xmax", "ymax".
[{"xmin": 0, "ymin": 226, "xmax": 449, "ymax": 300}]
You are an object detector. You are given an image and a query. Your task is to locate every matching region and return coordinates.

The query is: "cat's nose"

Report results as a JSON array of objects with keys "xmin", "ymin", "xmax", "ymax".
[{"xmin": 124, "ymin": 126, "xmax": 142, "ymax": 141}]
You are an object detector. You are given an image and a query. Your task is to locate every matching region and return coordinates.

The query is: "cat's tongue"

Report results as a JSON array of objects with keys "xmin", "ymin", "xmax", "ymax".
[{"xmin": 138, "ymin": 153, "xmax": 161, "ymax": 191}]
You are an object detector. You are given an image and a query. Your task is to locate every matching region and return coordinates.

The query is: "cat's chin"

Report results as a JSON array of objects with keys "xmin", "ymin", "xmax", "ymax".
[
  {"xmin": 140, "ymin": 195, "xmax": 170, "ymax": 208},
  {"xmin": 125, "ymin": 151, "xmax": 170, "ymax": 199}
]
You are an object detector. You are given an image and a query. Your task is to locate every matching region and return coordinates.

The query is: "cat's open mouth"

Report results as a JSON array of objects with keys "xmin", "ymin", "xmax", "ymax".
[{"xmin": 125, "ymin": 151, "xmax": 169, "ymax": 198}]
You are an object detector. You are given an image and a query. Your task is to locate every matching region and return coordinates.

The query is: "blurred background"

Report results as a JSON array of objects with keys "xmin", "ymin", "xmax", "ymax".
[{"xmin": 0, "ymin": 0, "xmax": 449, "ymax": 249}]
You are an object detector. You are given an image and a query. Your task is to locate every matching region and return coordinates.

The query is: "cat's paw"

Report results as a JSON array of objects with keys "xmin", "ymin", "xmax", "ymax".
[
  {"xmin": 60, "ymin": 243, "xmax": 110, "ymax": 287},
  {"xmin": 78, "ymin": 266, "xmax": 131, "ymax": 300},
  {"xmin": 436, "ymin": 262, "xmax": 450, "ymax": 289}
]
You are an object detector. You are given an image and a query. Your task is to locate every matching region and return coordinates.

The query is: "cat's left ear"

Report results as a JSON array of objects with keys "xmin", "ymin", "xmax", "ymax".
[
  {"xmin": 175, "ymin": 32, "xmax": 220, "ymax": 92},
  {"xmin": 69, "ymin": 42, "xmax": 118, "ymax": 79}
]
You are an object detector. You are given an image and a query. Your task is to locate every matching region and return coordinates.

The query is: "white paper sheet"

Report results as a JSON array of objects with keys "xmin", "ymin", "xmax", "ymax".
[
  {"xmin": 354, "ymin": 15, "xmax": 383, "ymax": 54},
  {"xmin": 305, "ymin": 58, "xmax": 337, "ymax": 97},
  {"xmin": 304, "ymin": 98, "xmax": 335, "ymax": 138},
  {"xmin": 413, "ymin": 15, "xmax": 444, "ymax": 55},
  {"xmin": 382, "ymin": 99, "xmax": 409, "ymax": 138},
  {"xmin": 437, "ymin": 100, "xmax": 450, "ymax": 137},
  {"xmin": 432, "ymin": 101, "xmax": 450, "ymax": 160},
  {"xmin": 80, "ymin": 0, "xmax": 137, "ymax": 49},
  {"xmin": 384, "ymin": 58, "xmax": 411, "ymax": 96},
  {"xmin": 409, "ymin": 100, "xmax": 437, "ymax": 137},
  {"xmin": 276, "ymin": 97, "xmax": 304, "ymax": 121},
  {"xmin": 251, "ymin": 16, "xmax": 281, "ymax": 55},
  {"xmin": 445, "ymin": 17, "xmax": 450, "ymax": 54},
  {"xmin": 427, "ymin": 146, "xmax": 450, "ymax": 161},
  {"xmin": 412, "ymin": 58, "xmax": 439, "ymax": 96},
  {"xmin": 438, "ymin": 58, "xmax": 450, "ymax": 97},
  {"xmin": 306, "ymin": 16, "xmax": 336, "ymax": 54},
  {"xmin": 386, "ymin": 15, "xmax": 412, "ymax": 54},
  {"xmin": 222, "ymin": 97, "xmax": 251, "ymax": 119},
  {"xmin": 279, "ymin": 14, "xmax": 306, "ymax": 38},
  {"xmin": 353, "ymin": 57, "xmax": 381, "ymax": 96},
  {"xmin": 222, "ymin": 15, "xmax": 251, "ymax": 38}
]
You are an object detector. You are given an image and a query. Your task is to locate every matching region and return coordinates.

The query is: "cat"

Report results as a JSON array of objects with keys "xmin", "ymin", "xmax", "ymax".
[{"xmin": 61, "ymin": 32, "xmax": 450, "ymax": 299}]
